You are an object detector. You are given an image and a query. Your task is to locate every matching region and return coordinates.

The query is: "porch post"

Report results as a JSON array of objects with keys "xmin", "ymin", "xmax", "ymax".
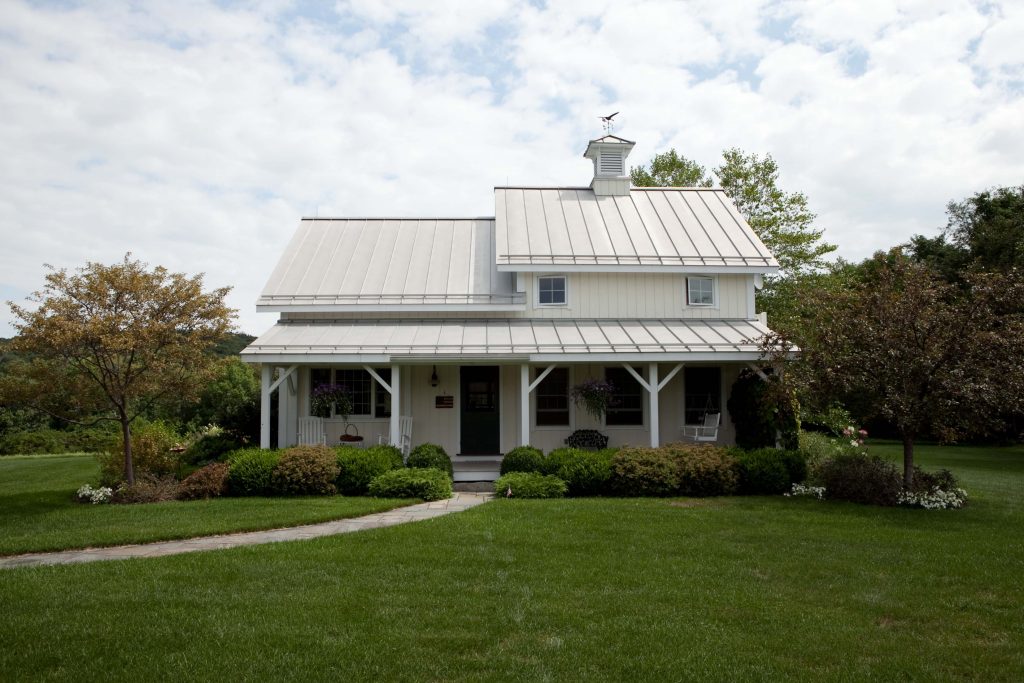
[
  {"xmin": 390, "ymin": 363, "xmax": 401, "ymax": 447},
  {"xmin": 260, "ymin": 364, "xmax": 272, "ymax": 449},
  {"xmin": 649, "ymin": 363, "xmax": 660, "ymax": 448},
  {"xmin": 520, "ymin": 364, "xmax": 530, "ymax": 446}
]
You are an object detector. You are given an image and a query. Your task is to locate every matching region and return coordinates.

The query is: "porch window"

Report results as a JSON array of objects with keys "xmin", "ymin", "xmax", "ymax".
[
  {"xmin": 336, "ymin": 369, "xmax": 372, "ymax": 415},
  {"xmin": 309, "ymin": 368, "xmax": 392, "ymax": 418},
  {"xmin": 684, "ymin": 366, "xmax": 721, "ymax": 424},
  {"xmin": 373, "ymin": 368, "xmax": 391, "ymax": 418},
  {"xmin": 535, "ymin": 367, "xmax": 569, "ymax": 427},
  {"xmin": 686, "ymin": 276, "xmax": 715, "ymax": 306},
  {"xmin": 537, "ymin": 275, "xmax": 567, "ymax": 305},
  {"xmin": 604, "ymin": 367, "xmax": 644, "ymax": 426}
]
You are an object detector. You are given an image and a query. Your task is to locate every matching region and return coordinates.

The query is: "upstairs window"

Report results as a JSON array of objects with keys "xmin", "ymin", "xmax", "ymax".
[
  {"xmin": 686, "ymin": 276, "xmax": 715, "ymax": 306},
  {"xmin": 537, "ymin": 275, "xmax": 567, "ymax": 306}
]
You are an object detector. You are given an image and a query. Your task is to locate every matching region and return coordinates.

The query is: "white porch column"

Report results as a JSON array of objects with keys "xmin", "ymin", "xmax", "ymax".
[
  {"xmin": 649, "ymin": 363, "xmax": 660, "ymax": 447},
  {"xmin": 390, "ymin": 363, "xmax": 401, "ymax": 447},
  {"xmin": 260, "ymin": 364, "xmax": 272, "ymax": 449},
  {"xmin": 520, "ymin": 364, "xmax": 530, "ymax": 446}
]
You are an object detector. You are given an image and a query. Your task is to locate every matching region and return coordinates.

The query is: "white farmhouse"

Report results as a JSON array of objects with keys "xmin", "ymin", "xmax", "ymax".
[{"xmin": 242, "ymin": 134, "xmax": 779, "ymax": 480}]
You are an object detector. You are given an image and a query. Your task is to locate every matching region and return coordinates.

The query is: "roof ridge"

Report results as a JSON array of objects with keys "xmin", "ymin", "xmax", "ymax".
[{"xmin": 300, "ymin": 217, "xmax": 495, "ymax": 221}]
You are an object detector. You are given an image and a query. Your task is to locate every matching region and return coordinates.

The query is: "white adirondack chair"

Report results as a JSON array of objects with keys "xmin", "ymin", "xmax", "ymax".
[
  {"xmin": 298, "ymin": 417, "xmax": 327, "ymax": 446},
  {"xmin": 378, "ymin": 416, "xmax": 413, "ymax": 457},
  {"xmin": 681, "ymin": 412, "xmax": 721, "ymax": 442}
]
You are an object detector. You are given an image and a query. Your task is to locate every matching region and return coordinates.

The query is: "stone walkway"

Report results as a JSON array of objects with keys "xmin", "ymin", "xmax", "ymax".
[{"xmin": 0, "ymin": 492, "xmax": 492, "ymax": 570}]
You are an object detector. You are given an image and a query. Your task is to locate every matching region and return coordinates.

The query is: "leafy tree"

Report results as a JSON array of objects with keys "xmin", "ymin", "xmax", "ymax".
[
  {"xmin": 629, "ymin": 149, "xmax": 712, "ymax": 188},
  {"xmin": 2, "ymin": 255, "xmax": 235, "ymax": 483},
  {"xmin": 180, "ymin": 357, "xmax": 260, "ymax": 441},
  {"xmin": 796, "ymin": 250, "xmax": 1024, "ymax": 486}
]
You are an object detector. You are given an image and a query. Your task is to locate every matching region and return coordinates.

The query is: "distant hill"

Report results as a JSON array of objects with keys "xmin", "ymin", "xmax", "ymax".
[{"xmin": 213, "ymin": 332, "xmax": 256, "ymax": 357}]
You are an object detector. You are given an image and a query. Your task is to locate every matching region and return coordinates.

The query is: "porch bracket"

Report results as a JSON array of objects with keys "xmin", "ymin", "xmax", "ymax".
[
  {"xmin": 268, "ymin": 365, "xmax": 298, "ymax": 395},
  {"xmin": 363, "ymin": 365, "xmax": 393, "ymax": 394},
  {"xmin": 746, "ymin": 363, "xmax": 770, "ymax": 382},
  {"xmin": 527, "ymin": 365, "xmax": 556, "ymax": 393},
  {"xmin": 622, "ymin": 364, "xmax": 652, "ymax": 393},
  {"xmin": 657, "ymin": 363, "xmax": 684, "ymax": 392}
]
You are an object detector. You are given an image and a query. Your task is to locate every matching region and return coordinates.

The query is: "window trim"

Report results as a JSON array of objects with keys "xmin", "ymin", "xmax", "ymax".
[
  {"xmin": 685, "ymin": 275, "xmax": 717, "ymax": 308},
  {"xmin": 535, "ymin": 274, "xmax": 569, "ymax": 308}
]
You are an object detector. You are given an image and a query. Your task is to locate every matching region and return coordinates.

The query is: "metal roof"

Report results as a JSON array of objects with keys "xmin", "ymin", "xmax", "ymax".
[
  {"xmin": 241, "ymin": 318, "xmax": 772, "ymax": 362},
  {"xmin": 257, "ymin": 218, "xmax": 520, "ymax": 311},
  {"xmin": 494, "ymin": 187, "xmax": 779, "ymax": 272}
]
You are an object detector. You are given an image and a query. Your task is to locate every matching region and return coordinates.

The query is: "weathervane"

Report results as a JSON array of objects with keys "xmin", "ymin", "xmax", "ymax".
[{"xmin": 599, "ymin": 111, "xmax": 619, "ymax": 134}]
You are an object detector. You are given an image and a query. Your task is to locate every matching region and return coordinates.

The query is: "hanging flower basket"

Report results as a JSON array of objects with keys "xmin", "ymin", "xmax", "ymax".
[
  {"xmin": 569, "ymin": 379, "xmax": 617, "ymax": 420},
  {"xmin": 311, "ymin": 383, "xmax": 354, "ymax": 420}
]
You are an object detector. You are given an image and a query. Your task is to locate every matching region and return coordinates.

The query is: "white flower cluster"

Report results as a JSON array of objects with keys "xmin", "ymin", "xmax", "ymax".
[
  {"xmin": 898, "ymin": 487, "xmax": 968, "ymax": 510},
  {"xmin": 785, "ymin": 483, "xmax": 825, "ymax": 500},
  {"xmin": 76, "ymin": 484, "xmax": 113, "ymax": 504}
]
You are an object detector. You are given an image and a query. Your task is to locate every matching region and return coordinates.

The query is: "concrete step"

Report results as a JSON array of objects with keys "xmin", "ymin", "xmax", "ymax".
[{"xmin": 452, "ymin": 455, "xmax": 502, "ymax": 483}]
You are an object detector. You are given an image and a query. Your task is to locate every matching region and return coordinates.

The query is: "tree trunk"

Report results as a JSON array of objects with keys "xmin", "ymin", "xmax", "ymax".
[
  {"xmin": 902, "ymin": 435, "xmax": 914, "ymax": 489},
  {"xmin": 121, "ymin": 415, "xmax": 135, "ymax": 485}
]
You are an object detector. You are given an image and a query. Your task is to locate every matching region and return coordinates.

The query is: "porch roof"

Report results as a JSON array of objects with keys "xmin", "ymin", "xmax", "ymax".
[{"xmin": 241, "ymin": 318, "xmax": 772, "ymax": 363}]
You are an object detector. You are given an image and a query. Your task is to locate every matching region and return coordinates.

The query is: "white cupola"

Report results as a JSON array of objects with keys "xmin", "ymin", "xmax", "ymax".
[{"xmin": 583, "ymin": 134, "xmax": 635, "ymax": 196}]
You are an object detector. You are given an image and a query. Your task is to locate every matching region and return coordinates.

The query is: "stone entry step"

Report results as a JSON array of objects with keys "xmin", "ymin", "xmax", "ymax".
[{"xmin": 452, "ymin": 455, "xmax": 503, "ymax": 483}]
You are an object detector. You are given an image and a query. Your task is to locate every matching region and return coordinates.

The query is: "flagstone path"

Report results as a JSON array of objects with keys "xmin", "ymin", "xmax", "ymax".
[{"xmin": 0, "ymin": 492, "xmax": 492, "ymax": 569}]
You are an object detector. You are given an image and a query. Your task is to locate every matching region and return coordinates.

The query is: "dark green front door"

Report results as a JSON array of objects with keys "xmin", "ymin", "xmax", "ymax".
[{"xmin": 460, "ymin": 366, "xmax": 500, "ymax": 454}]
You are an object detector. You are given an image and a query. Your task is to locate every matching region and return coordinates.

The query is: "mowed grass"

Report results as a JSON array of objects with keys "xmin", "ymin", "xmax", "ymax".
[
  {"xmin": 1, "ymin": 444, "xmax": 1022, "ymax": 681},
  {"xmin": 0, "ymin": 453, "xmax": 410, "ymax": 555}
]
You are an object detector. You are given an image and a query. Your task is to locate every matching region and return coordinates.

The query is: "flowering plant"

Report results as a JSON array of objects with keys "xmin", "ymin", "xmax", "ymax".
[
  {"xmin": 569, "ymin": 379, "xmax": 617, "ymax": 420},
  {"xmin": 311, "ymin": 383, "xmax": 354, "ymax": 419},
  {"xmin": 784, "ymin": 483, "xmax": 825, "ymax": 500},
  {"xmin": 77, "ymin": 484, "xmax": 113, "ymax": 504},
  {"xmin": 842, "ymin": 425, "xmax": 869, "ymax": 448},
  {"xmin": 898, "ymin": 487, "xmax": 968, "ymax": 510}
]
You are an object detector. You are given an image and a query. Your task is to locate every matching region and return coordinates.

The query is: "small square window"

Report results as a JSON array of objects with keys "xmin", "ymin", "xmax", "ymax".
[
  {"xmin": 687, "ymin": 277, "xmax": 715, "ymax": 306},
  {"xmin": 537, "ymin": 276, "xmax": 567, "ymax": 306}
]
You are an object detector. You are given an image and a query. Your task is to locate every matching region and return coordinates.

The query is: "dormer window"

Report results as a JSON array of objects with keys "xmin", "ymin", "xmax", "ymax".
[
  {"xmin": 686, "ymin": 276, "xmax": 716, "ymax": 307},
  {"xmin": 537, "ymin": 275, "xmax": 567, "ymax": 306}
]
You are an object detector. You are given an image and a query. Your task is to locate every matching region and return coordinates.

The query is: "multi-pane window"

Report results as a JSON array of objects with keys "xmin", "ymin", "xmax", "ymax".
[
  {"xmin": 309, "ymin": 368, "xmax": 392, "ymax": 418},
  {"xmin": 684, "ymin": 367, "xmax": 722, "ymax": 424},
  {"xmin": 604, "ymin": 367, "xmax": 644, "ymax": 426},
  {"xmin": 535, "ymin": 367, "xmax": 569, "ymax": 426},
  {"xmin": 686, "ymin": 276, "xmax": 715, "ymax": 306},
  {"xmin": 537, "ymin": 275, "xmax": 567, "ymax": 305}
]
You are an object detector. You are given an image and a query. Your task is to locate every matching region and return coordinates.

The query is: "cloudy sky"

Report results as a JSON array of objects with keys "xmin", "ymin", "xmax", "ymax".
[{"xmin": 1, "ymin": 0, "xmax": 1021, "ymax": 336}]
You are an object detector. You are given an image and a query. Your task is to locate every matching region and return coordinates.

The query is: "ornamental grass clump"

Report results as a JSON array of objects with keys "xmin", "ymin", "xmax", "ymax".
[
  {"xmin": 177, "ymin": 462, "xmax": 230, "ymax": 500},
  {"xmin": 271, "ymin": 445, "xmax": 339, "ymax": 496},
  {"xmin": 368, "ymin": 467, "xmax": 452, "ymax": 501},
  {"xmin": 407, "ymin": 443, "xmax": 453, "ymax": 476},
  {"xmin": 500, "ymin": 446, "xmax": 545, "ymax": 475},
  {"xmin": 336, "ymin": 444, "xmax": 403, "ymax": 495},
  {"xmin": 495, "ymin": 472, "xmax": 567, "ymax": 499}
]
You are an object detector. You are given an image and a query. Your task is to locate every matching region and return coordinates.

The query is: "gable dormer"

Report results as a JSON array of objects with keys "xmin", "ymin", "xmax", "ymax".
[{"xmin": 583, "ymin": 134, "xmax": 635, "ymax": 196}]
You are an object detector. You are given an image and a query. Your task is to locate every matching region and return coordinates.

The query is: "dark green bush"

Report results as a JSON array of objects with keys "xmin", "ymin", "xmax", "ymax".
[
  {"xmin": 666, "ymin": 443, "xmax": 739, "ymax": 497},
  {"xmin": 547, "ymin": 447, "xmax": 613, "ymax": 496},
  {"xmin": 727, "ymin": 370, "xmax": 800, "ymax": 450},
  {"xmin": 910, "ymin": 467, "xmax": 960, "ymax": 493},
  {"xmin": 226, "ymin": 448, "xmax": 280, "ymax": 496},
  {"xmin": 335, "ymin": 444, "xmax": 403, "ymax": 495},
  {"xmin": 368, "ymin": 467, "xmax": 452, "ymax": 501},
  {"xmin": 407, "ymin": 443, "xmax": 453, "ymax": 476},
  {"xmin": 609, "ymin": 447, "xmax": 680, "ymax": 497},
  {"xmin": 543, "ymin": 447, "xmax": 577, "ymax": 475},
  {"xmin": 271, "ymin": 445, "xmax": 339, "ymax": 496},
  {"xmin": 495, "ymin": 472, "xmax": 567, "ymax": 498},
  {"xmin": 0, "ymin": 429, "xmax": 68, "ymax": 455},
  {"xmin": 183, "ymin": 432, "xmax": 245, "ymax": 466},
  {"xmin": 732, "ymin": 448, "xmax": 807, "ymax": 495},
  {"xmin": 500, "ymin": 445, "xmax": 545, "ymax": 474},
  {"xmin": 64, "ymin": 426, "xmax": 119, "ymax": 454},
  {"xmin": 818, "ymin": 453, "xmax": 902, "ymax": 506},
  {"xmin": 177, "ymin": 462, "xmax": 230, "ymax": 500}
]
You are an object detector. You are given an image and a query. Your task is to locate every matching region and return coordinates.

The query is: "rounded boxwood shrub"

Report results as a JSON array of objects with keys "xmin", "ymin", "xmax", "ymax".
[
  {"xmin": 609, "ymin": 447, "xmax": 680, "ymax": 497},
  {"xmin": 226, "ymin": 448, "xmax": 280, "ymax": 496},
  {"xmin": 407, "ymin": 443, "xmax": 453, "ymax": 476},
  {"xmin": 548, "ymin": 447, "xmax": 613, "ymax": 496},
  {"xmin": 178, "ymin": 462, "xmax": 230, "ymax": 500},
  {"xmin": 818, "ymin": 453, "xmax": 902, "ymax": 506},
  {"xmin": 495, "ymin": 472, "xmax": 567, "ymax": 498},
  {"xmin": 500, "ymin": 445, "xmax": 545, "ymax": 475},
  {"xmin": 732, "ymin": 448, "xmax": 790, "ymax": 495},
  {"xmin": 272, "ymin": 445, "xmax": 340, "ymax": 496},
  {"xmin": 368, "ymin": 467, "xmax": 452, "ymax": 501},
  {"xmin": 335, "ymin": 444, "xmax": 403, "ymax": 495},
  {"xmin": 666, "ymin": 443, "xmax": 739, "ymax": 497}
]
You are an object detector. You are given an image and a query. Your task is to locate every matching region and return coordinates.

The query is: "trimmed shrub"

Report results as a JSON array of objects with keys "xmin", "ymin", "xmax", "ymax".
[
  {"xmin": 113, "ymin": 473, "xmax": 180, "ymax": 504},
  {"xmin": 818, "ymin": 453, "xmax": 902, "ymax": 506},
  {"xmin": 609, "ymin": 447, "xmax": 680, "ymax": 497},
  {"xmin": 407, "ymin": 443, "xmax": 453, "ymax": 476},
  {"xmin": 98, "ymin": 420, "xmax": 182, "ymax": 486},
  {"xmin": 667, "ymin": 443, "xmax": 739, "ymax": 497},
  {"xmin": 369, "ymin": 467, "xmax": 452, "ymax": 501},
  {"xmin": 500, "ymin": 445, "xmax": 545, "ymax": 475},
  {"xmin": 0, "ymin": 429, "xmax": 67, "ymax": 455},
  {"xmin": 271, "ymin": 445, "xmax": 339, "ymax": 496},
  {"xmin": 733, "ymin": 448, "xmax": 807, "ymax": 495},
  {"xmin": 335, "ymin": 444, "xmax": 403, "ymax": 495},
  {"xmin": 183, "ymin": 432, "xmax": 245, "ymax": 466},
  {"xmin": 910, "ymin": 467, "xmax": 959, "ymax": 493},
  {"xmin": 495, "ymin": 471, "xmax": 567, "ymax": 498},
  {"xmin": 177, "ymin": 462, "xmax": 230, "ymax": 500},
  {"xmin": 226, "ymin": 448, "xmax": 280, "ymax": 496},
  {"xmin": 547, "ymin": 447, "xmax": 613, "ymax": 496},
  {"xmin": 564, "ymin": 429, "xmax": 609, "ymax": 449}
]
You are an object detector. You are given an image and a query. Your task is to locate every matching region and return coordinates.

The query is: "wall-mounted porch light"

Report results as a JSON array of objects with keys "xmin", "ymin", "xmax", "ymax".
[{"xmin": 430, "ymin": 366, "xmax": 439, "ymax": 388}]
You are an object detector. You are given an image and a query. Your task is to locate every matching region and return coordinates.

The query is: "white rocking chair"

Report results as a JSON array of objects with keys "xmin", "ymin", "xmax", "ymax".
[
  {"xmin": 681, "ymin": 412, "xmax": 721, "ymax": 442},
  {"xmin": 298, "ymin": 417, "xmax": 327, "ymax": 446},
  {"xmin": 378, "ymin": 416, "xmax": 413, "ymax": 458}
]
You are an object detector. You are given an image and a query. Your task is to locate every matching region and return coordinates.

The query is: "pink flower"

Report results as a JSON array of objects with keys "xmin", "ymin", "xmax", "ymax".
[{"xmin": 858, "ymin": 429, "xmax": 868, "ymax": 437}]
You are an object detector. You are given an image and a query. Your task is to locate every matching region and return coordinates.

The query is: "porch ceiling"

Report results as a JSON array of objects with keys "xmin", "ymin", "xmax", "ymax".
[{"xmin": 241, "ymin": 318, "xmax": 774, "ymax": 363}]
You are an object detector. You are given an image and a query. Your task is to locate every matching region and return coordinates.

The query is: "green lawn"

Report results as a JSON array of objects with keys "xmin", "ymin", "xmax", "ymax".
[
  {"xmin": 1, "ymin": 444, "xmax": 1022, "ymax": 681},
  {"xmin": 0, "ymin": 453, "xmax": 410, "ymax": 555}
]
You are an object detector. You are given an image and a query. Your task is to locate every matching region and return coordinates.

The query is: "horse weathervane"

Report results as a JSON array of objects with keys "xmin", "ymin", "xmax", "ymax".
[{"xmin": 599, "ymin": 111, "xmax": 619, "ymax": 133}]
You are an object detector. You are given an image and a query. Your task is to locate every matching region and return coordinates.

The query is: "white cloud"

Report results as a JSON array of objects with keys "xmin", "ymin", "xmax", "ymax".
[{"xmin": 0, "ymin": 0, "xmax": 1021, "ymax": 337}]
